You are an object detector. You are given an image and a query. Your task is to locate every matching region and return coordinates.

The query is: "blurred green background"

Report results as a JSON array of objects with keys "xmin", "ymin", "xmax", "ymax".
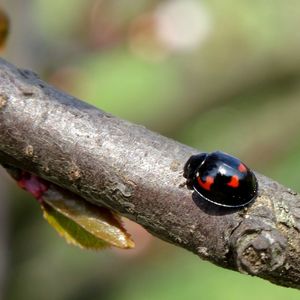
[{"xmin": 1, "ymin": 0, "xmax": 300, "ymax": 299}]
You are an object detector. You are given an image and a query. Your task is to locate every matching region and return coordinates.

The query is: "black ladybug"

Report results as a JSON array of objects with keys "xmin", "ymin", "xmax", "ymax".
[{"xmin": 184, "ymin": 151, "xmax": 258, "ymax": 207}]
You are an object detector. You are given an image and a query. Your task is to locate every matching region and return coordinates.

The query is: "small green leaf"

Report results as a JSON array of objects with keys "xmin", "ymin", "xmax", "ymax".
[
  {"xmin": 6, "ymin": 167, "xmax": 135, "ymax": 250},
  {"xmin": 42, "ymin": 188, "xmax": 135, "ymax": 249},
  {"xmin": 42, "ymin": 203, "xmax": 109, "ymax": 250}
]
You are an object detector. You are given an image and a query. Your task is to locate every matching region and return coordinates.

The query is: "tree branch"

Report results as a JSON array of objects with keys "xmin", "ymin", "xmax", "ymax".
[{"xmin": 0, "ymin": 58, "xmax": 300, "ymax": 289}]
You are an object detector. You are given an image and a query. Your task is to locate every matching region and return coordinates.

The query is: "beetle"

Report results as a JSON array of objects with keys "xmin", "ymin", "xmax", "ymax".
[{"xmin": 184, "ymin": 151, "xmax": 258, "ymax": 207}]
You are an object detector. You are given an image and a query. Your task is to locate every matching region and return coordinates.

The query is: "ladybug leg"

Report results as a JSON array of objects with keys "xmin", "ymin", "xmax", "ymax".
[{"xmin": 183, "ymin": 153, "xmax": 207, "ymax": 184}]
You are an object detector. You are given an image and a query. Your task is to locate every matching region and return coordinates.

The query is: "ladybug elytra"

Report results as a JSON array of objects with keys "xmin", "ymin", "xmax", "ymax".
[{"xmin": 184, "ymin": 151, "xmax": 258, "ymax": 207}]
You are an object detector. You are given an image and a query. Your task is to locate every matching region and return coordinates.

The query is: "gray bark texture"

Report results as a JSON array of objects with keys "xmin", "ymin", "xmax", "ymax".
[{"xmin": 0, "ymin": 58, "xmax": 300, "ymax": 289}]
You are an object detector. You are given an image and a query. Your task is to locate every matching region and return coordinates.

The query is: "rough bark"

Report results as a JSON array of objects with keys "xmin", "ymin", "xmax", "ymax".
[{"xmin": 0, "ymin": 58, "xmax": 300, "ymax": 288}]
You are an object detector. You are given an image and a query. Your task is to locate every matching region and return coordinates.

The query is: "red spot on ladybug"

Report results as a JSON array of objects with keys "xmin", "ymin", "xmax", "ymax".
[
  {"xmin": 238, "ymin": 163, "xmax": 247, "ymax": 173},
  {"xmin": 227, "ymin": 175, "xmax": 239, "ymax": 188},
  {"xmin": 197, "ymin": 175, "xmax": 214, "ymax": 191}
]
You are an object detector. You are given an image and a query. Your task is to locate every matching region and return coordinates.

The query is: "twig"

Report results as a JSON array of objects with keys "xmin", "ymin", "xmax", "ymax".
[{"xmin": 0, "ymin": 58, "xmax": 300, "ymax": 289}]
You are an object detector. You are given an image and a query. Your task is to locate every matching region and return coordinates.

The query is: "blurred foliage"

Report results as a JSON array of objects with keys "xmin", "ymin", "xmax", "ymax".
[
  {"xmin": 75, "ymin": 51, "xmax": 183, "ymax": 127},
  {"xmin": 2, "ymin": 0, "xmax": 300, "ymax": 299},
  {"xmin": 0, "ymin": 8, "xmax": 9, "ymax": 50}
]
